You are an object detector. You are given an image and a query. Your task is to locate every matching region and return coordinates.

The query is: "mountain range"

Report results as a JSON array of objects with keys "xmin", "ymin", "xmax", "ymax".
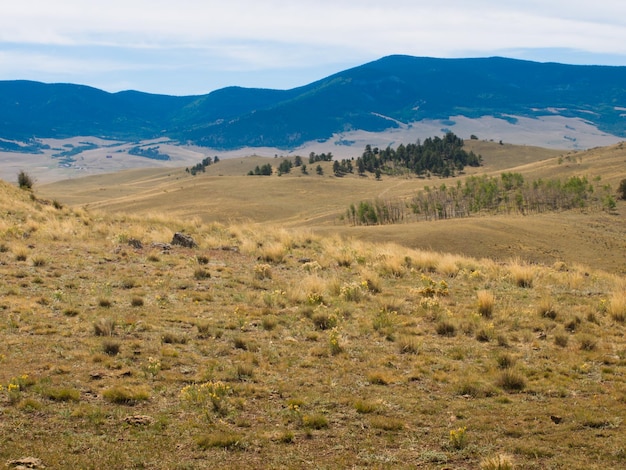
[{"xmin": 2, "ymin": 55, "xmax": 626, "ymax": 150}]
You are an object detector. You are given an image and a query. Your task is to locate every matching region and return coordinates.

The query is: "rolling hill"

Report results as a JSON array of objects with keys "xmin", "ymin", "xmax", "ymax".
[{"xmin": 2, "ymin": 55, "xmax": 626, "ymax": 151}]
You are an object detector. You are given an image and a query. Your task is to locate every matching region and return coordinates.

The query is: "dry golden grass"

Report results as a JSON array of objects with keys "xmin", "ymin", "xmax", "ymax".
[{"xmin": 1, "ymin": 143, "xmax": 625, "ymax": 469}]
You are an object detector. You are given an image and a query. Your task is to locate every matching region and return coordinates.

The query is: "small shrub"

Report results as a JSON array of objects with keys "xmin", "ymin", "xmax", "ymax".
[
  {"xmin": 397, "ymin": 336, "xmax": 420, "ymax": 354},
  {"xmin": 32, "ymin": 256, "xmax": 47, "ymax": 267},
  {"xmin": 15, "ymin": 250, "xmax": 28, "ymax": 262},
  {"xmin": 554, "ymin": 333, "xmax": 569, "ymax": 348},
  {"xmin": 261, "ymin": 315, "xmax": 278, "ymax": 331},
  {"xmin": 565, "ymin": 316, "xmax": 581, "ymax": 332},
  {"xmin": 102, "ymin": 339, "xmax": 121, "ymax": 356},
  {"xmin": 258, "ymin": 242, "xmax": 286, "ymax": 263},
  {"xmin": 312, "ymin": 311, "xmax": 337, "ymax": 331},
  {"xmin": 456, "ymin": 381, "xmax": 485, "ymax": 398},
  {"xmin": 509, "ymin": 261, "xmax": 534, "ymax": 288},
  {"xmin": 93, "ymin": 318, "xmax": 115, "ymax": 337},
  {"xmin": 102, "ymin": 385, "xmax": 150, "ymax": 404},
  {"xmin": 436, "ymin": 320, "xmax": 456, "ymax": 337},
  {"xmin": 196, "ymin": 322, "xmax": 212, "ymax": 339},
  {"xmin": 98, "ymin": 298, "xmax": 112, "ymax": 308},
  {"xmin": 233, "ymin": 336, "xmax": 249, "ymax": 350},
  {"xmin": 537, "ymin": 298, "xmax": 557, "ymax": 320},
  {"xmin": 480, "ymin": 454, "xmax": 515, "ymax": 470},
  {"xmin": 370, "ymin": 416, "xmax": 404, "ymax": 431},
  {"xmin": 63, "ymin": 308, "xmax": 79, "ymax": 317},
  {"xmin": 497, "ymin": 353, "xmax": 515, "ymax": 369},
  {"xmin": 162, "ymin": 332, "xmax": 188, "ymax": 344},
  {"xmin": 43, "ymin": 387, "xmax": 80, "ymax": 402},
  {"xmin": 579, "ymin": 335, "xmax": 598, "ymax": 351},
  {"xmin": 130, "ymin": 297, "xmax": 144, "ymax": 307},
  {"xmin": 196, "ymin": 432, "xmax": 244, "ymax": 450},
  {"xmin": 477, "ymin": 290, "xmax": 495, "ymax": 318},
  {"xmin": 120, "ymin": 278, "xmax": 137, "ymax": 289},
  {"xmin": 372, "ymin": 308, "xmax": 396, "ymax": 335},
  {"xmin": 235, "ymin": 363, "xmax": 254, "ymax": 380},
  {"xmin": 354, "ymin": 399, "xmax": 378, "ymax": 414},
  {"xmin": 196, "ymin": 254, "xmax": 210, "ymax": 265},
  {"xmin": 254, "ymin": 263, "xmax": 272, "ymax": 280},
  {"xmin": 497, "ymin": 369, "xmax": 526, "ymax": 392},
  {"xmin": 17, "ymin": 170, "xmax": 34, "ymax": 190},
  {"xmin": 302, "ymin": 413, "xmax": 329, "ymax": 430},
  {"xmin": 449, "ymin": 426, "xmax": 468, "ymax": 450},
  {"xmin": 367, "ymin": 371, "xmax": 392, "ymax": 385},
  {"xmin": 194, "ymin": 268, "xmax": 211, "ymax": 280},
  {"xmin": 278, "ymin": 431, "xmax": 295, "ymax": 443},
  {"xmin": 608, "ymin": 292, "xmax": 626, "ymax": 323}
]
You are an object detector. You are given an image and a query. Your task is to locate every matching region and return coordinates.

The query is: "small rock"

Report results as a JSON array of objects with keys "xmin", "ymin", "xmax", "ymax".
[
  {"xmin": 127, "ymin": 238, "xmax": 143, "ymax": 249},
  {"xmin": 172, "ymin": 232, "xmax": 197, "ymax": 248}
]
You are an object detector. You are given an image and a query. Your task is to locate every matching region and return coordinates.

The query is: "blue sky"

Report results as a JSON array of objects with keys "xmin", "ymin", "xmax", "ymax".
[{"xmin": 2, "ymin": 0, "xmax": 626, "ymax": 95}]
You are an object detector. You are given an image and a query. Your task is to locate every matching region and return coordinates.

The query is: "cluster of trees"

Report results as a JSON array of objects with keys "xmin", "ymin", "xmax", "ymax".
[
  {"xmin": 129, "ymin": 145, "xmax": 171, "ymax": 161},
  {"xmin": 354, "ymin": 132, "xmax": 481, "ymax": 177},
  {"xmin": 248, "ymin": 163, "xmax": 273, "ymax": 176},
  {"xmin": 347, "ymin": 173, "xmax": 617, "ymax": 226},
  {"xmin": 186, "ymin": 155, "xmax": 219, "ymax": 175},
  {"xmin": 308, "ymin": 152, "xmax": 334, "ymax": 163},
  {"xmin": 345, "ymin": 200, "xmax": 405, "ymax": 225},
  {"xmin": 409, "ymin": 174, "xmax": 607, "ymax": 221}
]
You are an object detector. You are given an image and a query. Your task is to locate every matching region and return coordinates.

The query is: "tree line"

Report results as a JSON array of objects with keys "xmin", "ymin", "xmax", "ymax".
[
  {"xmin": 346, "ymin": 173, "xmax": 618, "ymax": 226},
  {"xmin": 353, "ymin": 132, "xmax": 481, "ymax": 178},
  {"xmin": 185, "ymin": 155, "xmax": 219, "ymax": 175}
]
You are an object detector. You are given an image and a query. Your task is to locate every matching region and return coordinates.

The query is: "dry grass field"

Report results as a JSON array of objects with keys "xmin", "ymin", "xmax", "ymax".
[
  {"xmin": 1, "ymin": 140, "xmax": 625, "ymax": 469},
  {"xmin": 39, "ymin": 140, "xmax": 625, "ymax": 274}
]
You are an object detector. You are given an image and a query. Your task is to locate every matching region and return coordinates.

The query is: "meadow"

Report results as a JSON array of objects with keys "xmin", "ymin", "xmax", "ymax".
[{"xmin": 0, "ymin": 140, "xmax": 625, "ymax": 469}]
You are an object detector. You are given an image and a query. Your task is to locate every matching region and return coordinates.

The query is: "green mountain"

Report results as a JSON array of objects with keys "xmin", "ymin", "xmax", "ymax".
[{"xmin": 2, "ymin": 55, "xmax": 626, "ymax": 149}]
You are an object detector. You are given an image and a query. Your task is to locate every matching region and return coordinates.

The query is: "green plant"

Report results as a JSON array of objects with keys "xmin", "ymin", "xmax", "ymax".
[
  {"xmin": 449, "ymin": 426, "xmax": 468, "ymax": 450},
  {"xmin": 102, "ymin": 385, "xmax": 150, "ymax": 404},
  {"xmin": 497, "ymin": 369, "xmax": 526, "ymax": 392},
  {"xmin": 93, "ymin": 318, "xmax": 115, "ymax": 336},
  {"xmin": 537, "ymin": 297, "xmax": 557, "ymax": 319},
  {"xmin": 477, "ymin": 290, "xmax": 495, "ymax": 318},
  {"xmin": 436, "ymin": 320, "xmax": 456, "ymax": 337},
  {"xmin": 370, "ymin": 416, "xmax": 404, "ymax": 431},
  {"xmin": 312, "ymin": 311, "xmax": 337, "ymax": 331},
  {"xmin": 17, "ymin": 170, "xmax": 34, "ymax": 190},
  {"xmin": 196, "ymin": 254, "xmax": 210, "ymax": 265},
  {"xmin": 254, "ymin": 263, "xmax": 272, "ymax": 280},
  {"xmin": 397, "ymin": 335, "xmax": 420, "ymax": 354},
  {"xmin": 480, "ymin": 453, "xmax": 515, "ymax": 470},
  {"xmin": 302, "ymin": 413, "xmax": 329, "ymax": 429},
  {"xmin": 43, "ymin": 386, "xmax": 80, "ymax": 402},
  {"xmin": 194, "ymin": 267, "xmax": 211, "ymax": 280},
  {"xmin": 328, "ymin": 328, "xmax": 343, "ymax": 355},
  {"xmin": 196, "ymin": 432, "xmax": 245, "ymax": 450},
  {"xmin": 354, "ymin": 399, "xmax": 378, "ymax": 414},
  {"xmin": 102, "ymin": 339, "xmax": 121, "ymax": 356}
]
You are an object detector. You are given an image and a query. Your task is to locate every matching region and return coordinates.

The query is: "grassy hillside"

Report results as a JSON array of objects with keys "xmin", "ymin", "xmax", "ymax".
[
  {"xmin": 0, "ymin": 179, "xmax": 625, "ymax": 469},
  {"xmin": 39, "ymin": 141, "xmax": 626, "ymax": 274}
]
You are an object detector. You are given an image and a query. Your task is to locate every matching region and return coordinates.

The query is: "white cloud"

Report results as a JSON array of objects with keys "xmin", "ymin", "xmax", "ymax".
[{"xmin": 2, "ymin": 1, "xmax": 626, "ymax": 93}]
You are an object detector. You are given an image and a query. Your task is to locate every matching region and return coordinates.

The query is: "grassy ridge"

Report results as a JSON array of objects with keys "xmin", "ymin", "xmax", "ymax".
[
  {"xmin": 39, "ymin": 141, "xmax": 626, "ymax": 273},
  {"xmin": 0, "ymin": 180, "xmax": 625, "ymax": 468}
]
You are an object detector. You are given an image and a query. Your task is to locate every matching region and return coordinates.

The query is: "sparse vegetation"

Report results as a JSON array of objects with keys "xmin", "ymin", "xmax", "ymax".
[
  {"xmin": 0, "ymin": 141, "xmax": 624, "ymax": 469},
  {"xmin": 17, "ymin": 170, "xmax": 34, "ymax": 190}
]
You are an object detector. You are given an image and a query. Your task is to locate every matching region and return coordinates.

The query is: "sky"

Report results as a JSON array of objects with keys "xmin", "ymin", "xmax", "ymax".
[{"xmin": 2, "ymin": 0, "xmax": 626, "ymax": 96}]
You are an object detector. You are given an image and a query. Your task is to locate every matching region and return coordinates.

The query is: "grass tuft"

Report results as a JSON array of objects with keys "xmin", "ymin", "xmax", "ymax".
[{"xmin": 102, "ymin": 385, "xmax": 150, "ymax": 405}]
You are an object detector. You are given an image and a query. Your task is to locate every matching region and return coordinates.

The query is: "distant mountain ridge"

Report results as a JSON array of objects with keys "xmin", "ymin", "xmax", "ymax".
[{"xmin": 2, "ymin": 55, "xmax": 626, "ymax": 150}]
